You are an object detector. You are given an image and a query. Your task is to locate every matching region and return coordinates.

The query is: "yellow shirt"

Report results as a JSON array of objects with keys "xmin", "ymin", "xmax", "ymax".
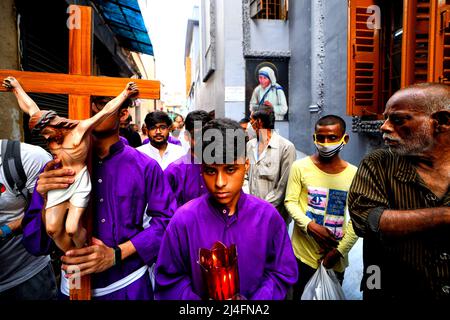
[{"xmin": 285, "ymin": 156, "xmax": 359, "ymax": 272}]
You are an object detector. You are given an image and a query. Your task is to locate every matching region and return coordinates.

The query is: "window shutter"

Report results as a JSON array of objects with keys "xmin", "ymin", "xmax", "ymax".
[
  {"xmin": 281, "ymin": 0, "xmax": 289, "ymax": 20},
  {"xmin": 250, "ymin": 0, "xmax": 263, "ymax": 18},
  {"xmin": 402, "ymin": 0, "xmax": 434, "ymax": 86},
  {"xmin": 347, "ymin": 0, "xmax": 381, "ymax": 116},
  {"xmin": 434, "ymin": 0, "xmax": 450, "ymax": 84}
]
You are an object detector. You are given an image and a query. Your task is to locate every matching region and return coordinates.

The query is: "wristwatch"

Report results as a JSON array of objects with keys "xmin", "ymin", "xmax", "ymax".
[{"xmin": 113, "ymin": 246, "xmax": 122, "ymax": 266}]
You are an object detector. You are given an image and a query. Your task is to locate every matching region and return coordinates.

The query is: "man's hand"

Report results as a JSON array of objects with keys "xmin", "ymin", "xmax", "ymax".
[
  {"xmin": 307, "ymin": 221, "xmax": 339, "ymax": 251},
  {"xmin": 61, "ymin": 237, "xmax": 115, "ymax": 278},
  {"xmin": 263, "ymin": 100, "xmax": 273, "ymax": 107},
  {"xmin": 2, "ymin": 76, "xmax": 20, "ymax": 90},
  {"xmin": 124, "ymin": 82, "xmax": 139, "ymax": 98},
  {"xmin": 321, "ymin": 248, "xmax": 343, "ymax": 269},
  {"xmin": 7, "ymin": 217, "xmax": 23, "ymax": 233},
  {"xmin": 36, "ymin": 158, "xmax": 75, "ymax": 199}
]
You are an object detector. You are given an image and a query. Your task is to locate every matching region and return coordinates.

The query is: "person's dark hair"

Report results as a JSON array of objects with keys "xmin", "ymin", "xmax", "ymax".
[
  {"xmin": 239, "ymin": 117, "xmax": 250, "ymax": 124},
  {"xmin": 175, "ymin": 114, "xmax": 184, "ymax": 121},
  {"xmin": 315, "ymin": 115, "xmax": 347, "ymax": 135},
  {"xmin": 251, "ymin": 106, "xmax": 275, "ymax": 129},
  {"xmin": 91, "ymin": 96, "xmax": 132, "ymax": 110},
  {"xmin": 145, "ymin": 111, "xmax": 172, "ymax": 129},
  {"xmin": 185, "ymin": 110, "xmax": 213, "ymax": 132},
  {"xmin": 201, "ymin": 118, "xmax": 247, "ymax": 164},
  {"xmin": 126, "ymin": 115, "xmax": 133, "ymax": 124}
]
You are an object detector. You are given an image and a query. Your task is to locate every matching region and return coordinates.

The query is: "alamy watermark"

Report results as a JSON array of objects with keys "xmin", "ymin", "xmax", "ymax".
[
  {"xmin": 67, "ymin": 5, "xmax": 81, "ymax": 30},
  {"xmin": 366, "ymin": 5, "xmax": 381, "ymax": 30}
]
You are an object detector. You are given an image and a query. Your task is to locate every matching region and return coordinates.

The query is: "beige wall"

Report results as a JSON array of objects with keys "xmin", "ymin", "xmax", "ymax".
[{"xmin": 0, "ymin": 0, "xmax": 21, "ymax": 140}]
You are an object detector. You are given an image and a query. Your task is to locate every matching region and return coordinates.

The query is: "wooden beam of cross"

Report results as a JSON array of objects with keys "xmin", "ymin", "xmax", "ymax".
[{"xmin": 0, "ymin": 5, "xmax": 160, "ymax": 300}]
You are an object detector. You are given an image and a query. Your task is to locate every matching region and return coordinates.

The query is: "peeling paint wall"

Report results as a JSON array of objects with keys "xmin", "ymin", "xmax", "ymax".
[{"xmin": 0, "ymin": 0, "xmax": 21, "ymax": 140}]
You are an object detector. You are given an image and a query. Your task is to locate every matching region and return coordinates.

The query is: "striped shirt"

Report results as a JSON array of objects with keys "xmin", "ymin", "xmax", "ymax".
[{"xmin": 348, "ymin": 149, "xmax": 450, "ymax": 300}]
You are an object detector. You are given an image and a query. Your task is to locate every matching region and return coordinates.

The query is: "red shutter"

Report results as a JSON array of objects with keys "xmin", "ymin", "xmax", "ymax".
[
  {"xmin": 347, "ymin": 0, "xmax": 381, "ymax": 116},
  {"xmin": 402, "ymin": 0, "xmax": 434, "ymax": 86},
  {"xmin": 434, "ymin": 0, "xmax": 450, "ymax": 83}
]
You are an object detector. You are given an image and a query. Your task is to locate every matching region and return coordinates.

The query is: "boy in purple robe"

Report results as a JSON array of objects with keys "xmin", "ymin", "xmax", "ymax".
[
  {"xmin": 164, "ymin": 110, "xmax": 212, "ymax": 206},
  {"xmin": 21, "ymin": 95, "xmax": 177, "ymax": 300},
  {"xmin": 155, "ymin": 118, "xmax": 298, "ymax": 300}
]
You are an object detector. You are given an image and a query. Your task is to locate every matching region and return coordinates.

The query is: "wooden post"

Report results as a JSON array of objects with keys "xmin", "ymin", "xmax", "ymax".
[{"xmin": 68, "ymin": 5, "xmax": 93, "ymax": 300}]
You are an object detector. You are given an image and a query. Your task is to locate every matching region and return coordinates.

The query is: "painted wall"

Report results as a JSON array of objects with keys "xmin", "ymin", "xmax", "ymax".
[
  {"xmin": 0, "ymin": 0, "xmax": 21, "ymax": 140},
  {"xmin": 194, "ymin": 0, "xmax": 224, "ymax": 115},
  {"xmin": 250, "ymin": 19, "xmax": 290, "ymax": 53},
  {"xmin": 224, "ymin": 0, "xmax": 246, "ymax": 121},
  {"xmin": 289, "ymin": 0, "xmax": 382, "ymax": 166}
]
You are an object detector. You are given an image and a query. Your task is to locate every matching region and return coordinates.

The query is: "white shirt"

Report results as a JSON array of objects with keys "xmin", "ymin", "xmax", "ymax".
[{"xmin": 137, "ymin": 142, "xmax": 186, "ymax": 170}]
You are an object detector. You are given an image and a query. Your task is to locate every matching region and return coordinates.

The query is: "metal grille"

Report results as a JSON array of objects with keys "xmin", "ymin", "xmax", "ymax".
[{"xmin": 16, "ymin": 0, "xmax": 69, "ymax": 149}]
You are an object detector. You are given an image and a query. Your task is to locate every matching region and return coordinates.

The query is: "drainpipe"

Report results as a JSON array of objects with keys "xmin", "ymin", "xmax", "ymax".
[{"xmin": 309, "ymin": 0, "xmax": 325, "ymax": 113}]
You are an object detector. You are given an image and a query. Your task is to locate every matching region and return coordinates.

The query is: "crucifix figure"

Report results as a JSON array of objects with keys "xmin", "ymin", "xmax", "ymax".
[
  {"xmin": 3, "ymin": 76, "xmax": 138, "ymax": 252},
  {"xmin": 0, "ymin": 5, "xmax": 160, "ymax": 300}
]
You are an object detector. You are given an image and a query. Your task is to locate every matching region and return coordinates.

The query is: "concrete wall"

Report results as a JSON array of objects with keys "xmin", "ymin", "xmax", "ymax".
[
  {"xmin": 0, "ymin": 0, "xmax": 21, "ymax": 140},
  {"xmin": 195, "ymin": 0, "xmax": 224, "ymax": 115},
  {"xmin": 224, "ymin": 0, "xmax": 245, "ymax": 121},
  {"xmin": 289, "ymin": 0, "xmax": 381, "ymax": 166},
  {"xmin": 250, "ymin": 19, "xmax": 289, "ymax": 53}
]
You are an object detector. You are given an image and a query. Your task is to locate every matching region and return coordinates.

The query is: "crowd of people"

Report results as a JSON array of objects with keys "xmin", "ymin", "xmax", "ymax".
[{"xmin": 0, "ymin": 75, "xmax": 449, "ymax": 301}]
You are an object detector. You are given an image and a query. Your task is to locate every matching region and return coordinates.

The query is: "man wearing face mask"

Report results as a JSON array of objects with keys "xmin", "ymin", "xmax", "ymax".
[
  {"xmin": 247, "ymin": 107, "xmax": 296, "ymax": 224},
  {"xmin": 285, "ymin": 115, "xmax": 359, "ymax": 300}
]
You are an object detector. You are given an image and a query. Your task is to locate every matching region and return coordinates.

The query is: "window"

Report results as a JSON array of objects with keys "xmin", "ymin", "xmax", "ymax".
[
  {"xmin": 250, "ymin": 0, "xmax": 288, "ymax": 20},
  {"xmin": 347, "ymin": 0, "xmax": 450, "ymax": 117}
]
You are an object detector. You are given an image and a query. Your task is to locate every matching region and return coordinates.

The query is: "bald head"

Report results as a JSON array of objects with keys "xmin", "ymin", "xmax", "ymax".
[{"xmin": 386, "ymin": 83, "xmax": 450, "ymax": 115}]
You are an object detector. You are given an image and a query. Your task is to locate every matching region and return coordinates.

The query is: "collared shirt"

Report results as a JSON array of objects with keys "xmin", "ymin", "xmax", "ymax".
[
  {"xmin": 137, "ymin": 142, "xmax": 185, "ymax": 170},
  {"xmin": 247, "ymin": 131, "xmax": 296, "ymax": 221},
  {"xmin": 154, "ymin": 192, "xmax": 298, "ymax": 300},
  {"xmin": 164, "ymin": 153, "xmax": 207, "ymax": 207},
  {"xmin": 22, "ymin": 140, "xmax": 177, "ymax": 299},
  {"xmin": 348, "ymin": 149, "xmax": 450, "ymax": 300}
]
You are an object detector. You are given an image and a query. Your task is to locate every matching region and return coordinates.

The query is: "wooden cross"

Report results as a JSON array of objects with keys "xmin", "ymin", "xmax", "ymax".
[{"xmin": 0, "ymin": 5, "xmax": 159, "ymax": 300}]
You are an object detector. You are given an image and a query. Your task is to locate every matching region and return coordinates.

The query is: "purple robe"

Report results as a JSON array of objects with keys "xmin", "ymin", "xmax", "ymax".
[
  {"xmin": 164, "ymin": 153, "xmax": 208, "ymax": 207},
  {"xmin": 142, "ymin": 136, "xmax": 181, "ymax": 146},
  {"xmin": 22, "ymin": 140, "xmax": 177, "ymax": 300},
  {"xmin": 154, "ymin": 192, "xmax": 298, "ymax": 300}
]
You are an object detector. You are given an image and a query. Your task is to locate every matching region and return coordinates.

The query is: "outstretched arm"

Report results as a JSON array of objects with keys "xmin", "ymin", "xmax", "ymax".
[
  {"xmin": 2, "ymin": 77, "xmax": 40, "ymax": 116},
  {"xmin": 77, "ymin": 82, "xmax": 139, "ymax": 135}
]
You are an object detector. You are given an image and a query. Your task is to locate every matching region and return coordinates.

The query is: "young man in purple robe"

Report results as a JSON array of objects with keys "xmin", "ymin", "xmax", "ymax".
[
  {"xmin": 164, "ymin": 110, "xmax": 212, "ymax": 206},
  {"xmin": 21, "ymin": 94, "xmax": 177, "ymax": 300},
  {"xmin": 155, "ymin": 118, "xmax": 298, "ymax": 300}
]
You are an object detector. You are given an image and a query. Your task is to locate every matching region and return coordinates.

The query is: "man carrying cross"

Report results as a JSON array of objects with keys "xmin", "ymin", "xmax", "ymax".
[
  {"xmin": 16, "ymin": 80, "xmax": 177, "ymax": 299},
  {"xmin": 3, "ymin": 76, "xmax": 139, "ymax": 252}
]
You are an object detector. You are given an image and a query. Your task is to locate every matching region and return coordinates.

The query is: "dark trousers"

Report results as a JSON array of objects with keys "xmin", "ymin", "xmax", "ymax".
[
  {"xmin": 292, "ymin": 258, "xmax": 344, "ymax": 300},
  {"xmin": 0, "ymin": 262, "xmax": 57, "ymax": 300}
]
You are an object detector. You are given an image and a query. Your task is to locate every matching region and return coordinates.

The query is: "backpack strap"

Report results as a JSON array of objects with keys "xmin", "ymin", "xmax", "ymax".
[{"xmin": 1, "ymin": 140, "xmax": 29, "ymax": 206}]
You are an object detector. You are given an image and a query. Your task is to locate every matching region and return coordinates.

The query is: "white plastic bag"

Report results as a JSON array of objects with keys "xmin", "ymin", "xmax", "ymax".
[{"xmin": 300, "ymin": 263, "xmax": 346, "ymax": 300}]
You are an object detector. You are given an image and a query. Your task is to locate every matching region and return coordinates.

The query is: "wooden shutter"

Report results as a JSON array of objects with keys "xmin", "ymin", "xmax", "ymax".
[
  {"xmin": 434, "ymin": 0, "xmax": 450, "ymax": 83},
  {"xmin": 402, "ymin": 0, "xmax": 433, "ymax": 86},
  {"xmin": 281, "ymin": 0, "xmax": 289, "ymax": 20},
  {"xmin": 347, "ymin": 0, "xmax": 381, "ymax": 116},
  {"xmin": 250, "ymin": 0, "xmax": 264, "ymax": 18}
]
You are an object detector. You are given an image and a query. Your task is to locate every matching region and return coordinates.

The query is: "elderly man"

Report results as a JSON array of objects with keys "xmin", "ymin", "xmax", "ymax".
[{"xmin": 348, "ymin": 83, "xmax": 450, "ymax": 300}]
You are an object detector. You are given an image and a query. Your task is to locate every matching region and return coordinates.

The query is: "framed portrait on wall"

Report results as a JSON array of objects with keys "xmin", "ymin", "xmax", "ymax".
[{"xmin": 245, "ymin": 58, "xmax": 289, "ymax": 121}]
